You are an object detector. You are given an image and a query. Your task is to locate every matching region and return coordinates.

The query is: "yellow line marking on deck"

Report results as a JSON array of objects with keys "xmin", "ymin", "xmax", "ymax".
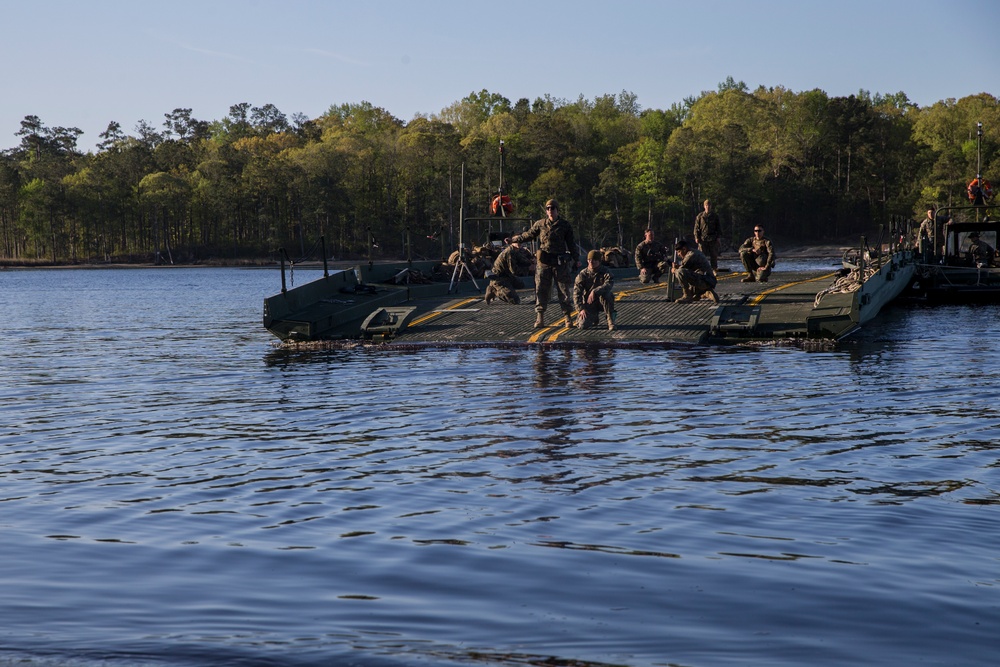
[
  {"xmin": 545, "ymin": 310, "xmax": 582, "ymax": 342},
  {"xmin": 527, "ymin": 326, "xmax": 556, "ymax": 343},
  {"xmin": 615, "ymin": 283, "xmax": 670, "ymax": 298},
  {"xmin": 409, "ymin": 297, "xmax": 480, "ymax": 326},
  {"xmin": 748, "ymin": 273, "xmax": 837, "ymax": 306}
]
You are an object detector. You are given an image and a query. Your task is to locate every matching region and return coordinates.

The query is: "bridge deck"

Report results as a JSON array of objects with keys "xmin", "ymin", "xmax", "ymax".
[{"xmin": 360, "ymin": 268, "xmax": 846, "ymax": 348}]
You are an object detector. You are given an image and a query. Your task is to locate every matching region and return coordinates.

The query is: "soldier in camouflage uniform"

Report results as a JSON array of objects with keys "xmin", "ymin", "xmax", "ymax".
[
  {"xmin": 574, "ymin": 249, "xmax": 616, "ymax": 330},
  {"xmin": 738, "ymin": 225, "xmax": 776, "ymax": 282},
  {"xmin": 509, "ymin": 199, "xmax": 579, "ymax": 328},
  {"xmin": 484, "ymin": 241, "xmax": 534, "ymax": 304},
  {"xmin": 917, "ymin": 208, "xmax": 935, "ymax": 255},
  {"xmin": 672, "ymin": 239, "xmax": 719, "ymax": 304},
  {"xmin": 634, "ymin": 228, "xmax": 669, "ymax": 284},
  {"xmin": 693, "ymin": 199, "xmax": 722, "ymax": 271},
  {"xmin": 967, "ymin": 232, "xmax": 996, "ymax": 267}
]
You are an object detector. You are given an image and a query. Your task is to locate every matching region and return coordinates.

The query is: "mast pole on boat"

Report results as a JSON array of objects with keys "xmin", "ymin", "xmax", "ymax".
[
  {"xmin": 976, "ymin": 122, "xmax": 982, "ymax": 184},
  {"xmin": 446, "ymin": 164, "xmax": 453, "ymax": 259},
  {"xmin": 498, "ymin": 140, "xmax": 506, "ymax": 219},
  {"xmin": 975, "ymin": 122, "xmax": 985, "ymax": 219},
  {"xmin": 459, "ymin": 163, "xmax": 465, "ymax": 250}
]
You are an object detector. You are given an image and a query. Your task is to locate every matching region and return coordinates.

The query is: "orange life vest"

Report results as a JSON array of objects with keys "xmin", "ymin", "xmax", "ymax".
[
  {"xmin": 491, "ymin": 195, "xmax": 513, "ymax": 216},
  {"xmin": 967, "ymin": 178, "xmax": 995, "ymax": 202}
]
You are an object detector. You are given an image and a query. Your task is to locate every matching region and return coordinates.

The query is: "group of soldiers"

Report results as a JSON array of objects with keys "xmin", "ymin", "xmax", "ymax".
[{"xmin": 478, "ymin": 197, "xmax": 776, "ymax": 331}]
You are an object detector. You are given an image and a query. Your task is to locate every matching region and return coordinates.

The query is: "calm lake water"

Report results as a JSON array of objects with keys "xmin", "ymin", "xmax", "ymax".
[{"xmin": 1, "ymin": 265, "xmax": 998, "ymax": 667}]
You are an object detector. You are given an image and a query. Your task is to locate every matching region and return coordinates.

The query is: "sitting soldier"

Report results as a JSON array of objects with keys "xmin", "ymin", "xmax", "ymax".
[
  {"xmin": 634, "ymin": 228, "xmax": 670, "ymax": 284},
  {"xmin": 967, "ymin": 232, "xmax": 997, "ymax": 267},
  {"xmin": 574, "ymin": 249, "xmax": 616, "ymax": 330}
]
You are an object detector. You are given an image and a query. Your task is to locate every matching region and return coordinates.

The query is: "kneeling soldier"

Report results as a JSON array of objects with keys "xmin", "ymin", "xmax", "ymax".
[
  {"xmin": 485, "ymin": 240, "xmax": 534, "ymax": 304},
  {"xmin": 635, "ymin": 228, "xmax": 669, "ymax": 284},
  {"xmin": 739, "ymin": 225, "xmax": 776, "ymax": 282},
  {"xmin": 672, "ymin": 239, "xmax": 719, "ymax": 304}
]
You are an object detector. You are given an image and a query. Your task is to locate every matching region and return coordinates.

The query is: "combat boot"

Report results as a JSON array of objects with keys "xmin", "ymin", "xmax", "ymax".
[
  {"xmin": 534, "ymin": 312, "xmax": 545, "ymax": 328},
  {"xmin": 564, "ymin": 314, "xmax": 574, "ymax": 329}
]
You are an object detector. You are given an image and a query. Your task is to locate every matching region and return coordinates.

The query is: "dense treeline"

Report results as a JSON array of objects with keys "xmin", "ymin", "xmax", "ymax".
[{"xmin": 1, "ymin": 80, "xmax": 997, "ymax": 264}]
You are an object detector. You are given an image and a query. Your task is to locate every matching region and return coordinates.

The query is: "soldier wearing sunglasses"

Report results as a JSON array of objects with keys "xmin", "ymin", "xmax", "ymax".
[
  {"xmin": 738, "ymin": 225, "xmax": 775, "ymax": 283},
  {"xmin": 508, "ymin": 199, "xmax": 579, "ymax": 328}
]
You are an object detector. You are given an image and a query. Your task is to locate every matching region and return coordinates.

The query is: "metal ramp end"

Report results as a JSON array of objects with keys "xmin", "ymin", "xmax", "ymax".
[{"xmin": 361, "ymin": 306, "xmax": 418, "ymax": 339}]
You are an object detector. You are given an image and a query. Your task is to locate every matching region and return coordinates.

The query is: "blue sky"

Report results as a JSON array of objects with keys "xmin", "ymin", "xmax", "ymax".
[{"xmin": 2, "ymin": 0, "xmax": 996, "ymax": 152}]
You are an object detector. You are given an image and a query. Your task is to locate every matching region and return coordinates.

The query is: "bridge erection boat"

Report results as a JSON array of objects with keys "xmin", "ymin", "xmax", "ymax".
[
  {"xmin": 909, "ymin": 206, "xmax": 1000, "ymax": 303},
  {"xmin": 908, "ymin": 122, "xmax": 1000, "ymax": 302}
]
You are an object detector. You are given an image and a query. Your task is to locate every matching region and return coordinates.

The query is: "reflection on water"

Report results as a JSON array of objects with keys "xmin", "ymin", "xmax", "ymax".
[{"xmin": 1, "ymin": 268, "xmax": 999, "ymax": 667}]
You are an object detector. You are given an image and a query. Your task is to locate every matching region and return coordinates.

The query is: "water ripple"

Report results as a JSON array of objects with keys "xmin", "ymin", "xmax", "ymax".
[{"xmin": 2, "ymin": 268, "xmax": 999, "ymax": 666}]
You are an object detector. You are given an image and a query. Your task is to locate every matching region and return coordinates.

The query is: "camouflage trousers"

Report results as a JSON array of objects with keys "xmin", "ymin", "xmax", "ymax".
[
  {"xmin": 917, "ymin": 238, "xmax": 937, "ymax": 263},
  {"xmin": 639, "ymin": 262, "xmax": 668, "ymax": 284},
  {"xmin": 485, "ymin": 275, "xmax": 522, "ymax": 304},
  {"xmin": 739, "ymin": 250, "xmax": 772, "ymax": 281},
  {"xmin": 673, "ymin": 267, "xmax": 716, "ymax": 298},
  {"xmin": 535, "ymin": 262, "xmax": 574, "ymax": 315},
  {"xmin": 577, "ymin": 293, "xmax": 615, "ymax": 328}
]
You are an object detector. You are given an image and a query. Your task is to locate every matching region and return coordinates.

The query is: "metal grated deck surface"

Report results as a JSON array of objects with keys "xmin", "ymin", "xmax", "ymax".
[{"xmin": 360, "ymin": 269, "xmax": 844, "ymax": 348}]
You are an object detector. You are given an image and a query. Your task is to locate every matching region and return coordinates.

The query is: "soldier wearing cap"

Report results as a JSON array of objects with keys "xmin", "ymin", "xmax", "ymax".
[
  {"xmin": 693, "ymin": 199, "xmax": 722, "ymax": 271},
  {"xmin": 507, "ymin": 198, "xmax": 579, "ymax": 328},
  {"xmin": 672, "ymin": 239, "xmax": 719, "ymax": 304},
  {"xmin": 967, "ymin": 231, "xmax": 996, "ymax": 267},
  {"xmin": 574, "ymin": 249, "xmax": 616, "ymax": 330},
  {"xmin": 634, "ymin": 228, "xmax": 669, "ymax": 284},
  {"xmin": 484, "ymin": 240, "xmax": 534, "ymax": 305}
]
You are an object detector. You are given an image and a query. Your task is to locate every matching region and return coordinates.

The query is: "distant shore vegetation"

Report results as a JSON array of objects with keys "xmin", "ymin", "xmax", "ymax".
[{"xmin": 1, "ymin": 79, "xmax": 997, "ymax": 265}]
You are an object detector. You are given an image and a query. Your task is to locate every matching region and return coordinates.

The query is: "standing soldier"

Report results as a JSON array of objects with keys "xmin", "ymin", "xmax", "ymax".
[
  {"xmin": 917, "ymin": 207, "xmax": 947, "ymax": 261},
  {"xmin": 508, "ymin": 199, "xmax": 579, "ymax": 329},
  {"xmin": 484, "ymin": 240, "xmax": 534, "ymax": 304},
  {"xmin": 634, "ymin": 228, "xmax": 669, "ymax": 284},
  {"xmin": 917, "ymin": 208, "xmax": 935, "ymax": 254},
  {"xmin": 693, "ymin": 199, "xmax": 722, "ymax": 271},
  {"xmin": 574, "ymin": 249, "xmax": 616, "ymax": 330},
  {"xmin": 738, "ymin": 225, "xmax": 776, "ymax": 282}
]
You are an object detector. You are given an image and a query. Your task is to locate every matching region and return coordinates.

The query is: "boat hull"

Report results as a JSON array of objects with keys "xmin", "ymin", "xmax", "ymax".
[
  {"xmin": 910, "ymin": 264, "xmax": 1000, "ymax": 303},
  {"xmin": 263, "ymin": 262, "xmax": 444, "ymax": 341},
  {"xmin": 805, "ymin": 249, "xmax": 916, "ymax": 339}
]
